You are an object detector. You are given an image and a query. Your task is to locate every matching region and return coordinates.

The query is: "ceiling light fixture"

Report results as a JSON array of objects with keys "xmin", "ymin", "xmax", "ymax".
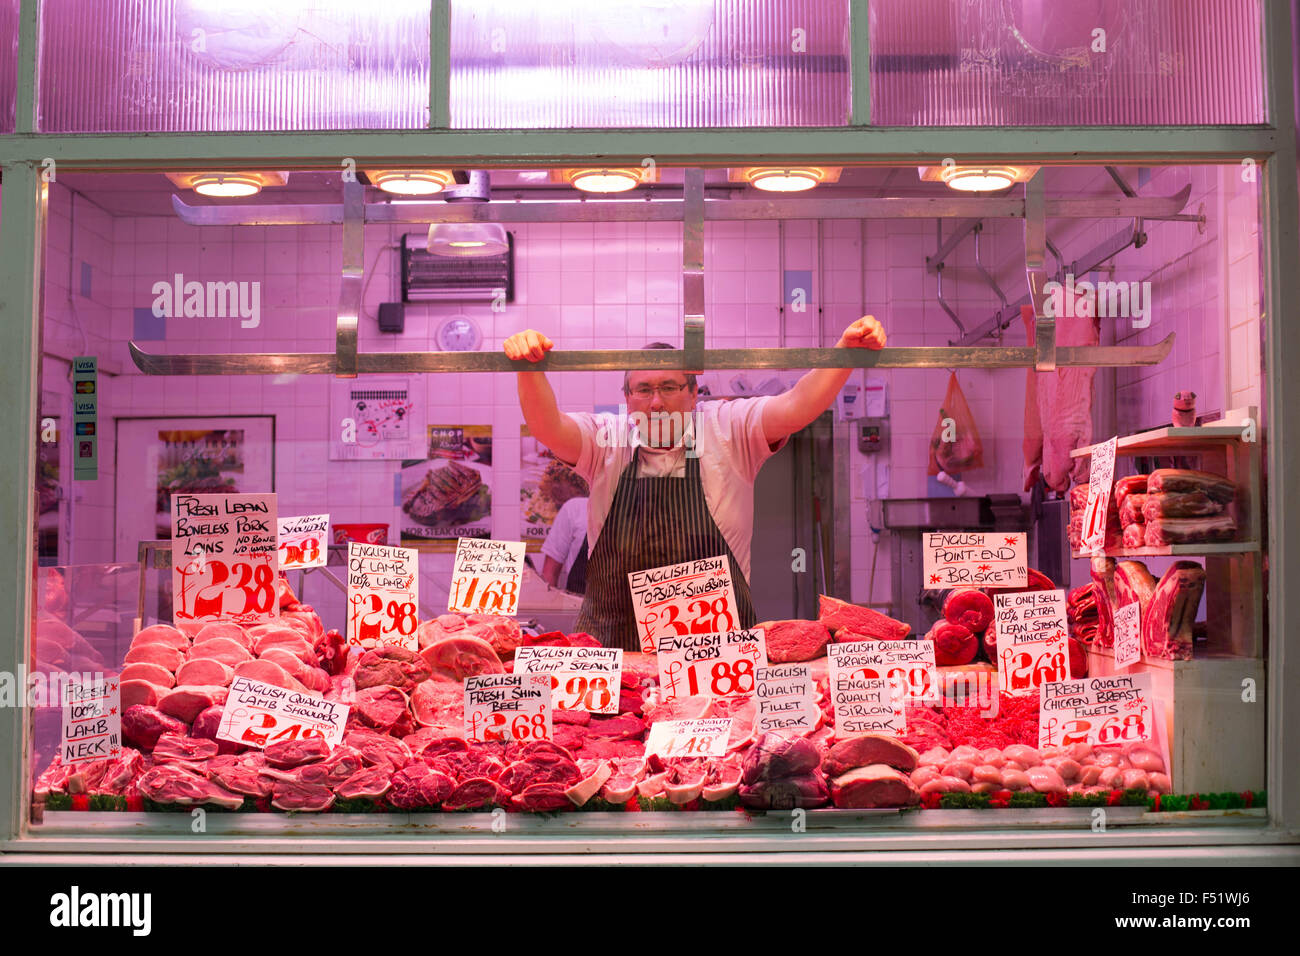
[
  {"xmin": 732, "ymin": 166, "xmax": 840, "ymax": 192},
  {"xmin": 918, "ymin": 164, "xmax": 1038, "ymax": 191},
  {"xmin": 553, "ymin": 167, "xmax": 657, "ymax": 193},
  {"xmin": 165, "ymin": 171, "xmax": 288, "ymax": 198},
  {"xmin": 367, "ymin": 169, "xmax": 456, "ymax": 196}
]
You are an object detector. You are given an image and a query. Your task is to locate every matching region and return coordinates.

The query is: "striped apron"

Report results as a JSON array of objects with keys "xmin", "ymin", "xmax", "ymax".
[{"xmin": 574, "ymin": 443, "xmax": 757, "ymax": 651}]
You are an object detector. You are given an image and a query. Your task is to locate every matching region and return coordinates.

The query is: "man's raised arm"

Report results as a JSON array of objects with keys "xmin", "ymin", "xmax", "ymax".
[{"xmin": 506, "ymin": 329, "xmax": 583, "ymax": 465}]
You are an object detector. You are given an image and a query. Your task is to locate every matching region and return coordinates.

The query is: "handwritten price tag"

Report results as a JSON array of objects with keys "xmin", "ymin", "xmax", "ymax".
[
  {"xmin": 992, "ymin": 589, "xmax": 1069, "ymax": 645},
  {"xmin": 629, "ymin": 554, "xmax": 738, "ymax": 654},
  {"xmin": 1113, "ymin": 602, "xmax": 1142, "ymax": 670},
  {"xmin": 463, "ymin": 674, "xmax": 552, "ymax": 744},
  {"xmin": 61, "ymin": 677, "xmax": 121, "ymax": 765},
  {"xmin": 216, "ymin": 676, "xmax": 349, "ymax": 750},
  {"xmin": 922, "ymin": 532, "xmax": 1027, "ymax": 589},
  {"xmin": 996, "ymin": 636, "xmax": 1071, "ymax": 697},
  {"xmin": 278, "ymin": 513, "xmax": 329, "ymax": 570},
  {"xmin": 827, "ymin": 644, "xmax": 907, "ymax": 736},
  {"xmin": 829, "ymin": 639, "xmax": 937, "ymax": 703},
  {"xmin": 513, "ymin": 646, "xmax": 623, "ymax": 715},
  {"xmin": 656, "ymin": 628, "xmax": 767, "ymax": 703},
  {"xmin": 448, "ymin": 537, "xmax": 526, "ymax": 616},
  {"xmin": 754, "ymin": 664, "xmax": 819, "ymax": 735},
  {"xmin": 172, "ymin": 493, "xmax": 280, "ymax": 629},
  {"xmin": 346, "ymin": 542, "xmax": 419, "ymax": 651},
  {"xmin": 644, "ymin": 718, "xmax": 734, "ymax": 759},
  {"xmin": 1039, "ymin": 673, "xmax": 1155, "ymax": 750},
  {"xmin": 1082, "ymin": 436, "xmax": 1118, "ymax": 554}
]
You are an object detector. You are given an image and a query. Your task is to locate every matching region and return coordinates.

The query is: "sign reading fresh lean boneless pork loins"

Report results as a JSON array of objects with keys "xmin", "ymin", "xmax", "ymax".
[
  {"xmin": 629, "ymin": 554, "xmax": 738, "ymax": 654},
  {"xmin": 922, "ymin": 532, "xmax": 1027, "ymax": 589},
  {"xmin": 172, "ymin": 492, "xmax": 280, "ymax": 630}
]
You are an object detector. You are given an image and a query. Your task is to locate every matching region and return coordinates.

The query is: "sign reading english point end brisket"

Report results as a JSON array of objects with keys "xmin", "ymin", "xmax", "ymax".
[{"xmin": 922, "ymin": 532, "xmax": 1027, "ymax": 589}]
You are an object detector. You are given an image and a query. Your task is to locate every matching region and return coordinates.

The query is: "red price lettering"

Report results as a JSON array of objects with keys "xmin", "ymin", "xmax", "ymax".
[
  {"xmin": 240, "ymin": 712, "xmax": 276, "ymax": 747},
  {"xmin": 453, "ymin": 575, "xmax": 479, "ymax": 610},
  {"xmin": 384, "ymin": 600, "xmax": 417, "ymax": 636},
  {"xmin": 497, "ymin": 580, "xmax": 518, "ymax": 615},
  {"xmin": 1061, "ymin": 718, "xmax": 1092, "ymax": 746},
  {"xmin": 658, "ymin": 604, "xmax": 691, "ymax": 637},
  {"xmin": 687, "ymin": 597, "xmax": 735, "ymax": 635},
  {"xmin": 510, "ymin": 710, "xmax": 549, "ymax": 741},
  {"xmin": 350, "ymin": 593, "xmax": 385, "ymax": 644},
  {"xmin": 483, "ymin": 712, "xmax": 508, "ymax": 743},
  {"xmin": 233, "ymin": 561, "xmax": 276, "ymax": 615},
  {"xmin": 1122, "ymin": 712, "xmax": 1147, "ymax": 741},
  {"xmin": 585, "ymin": 676, "xmax": 612, "ymax": 711},
  {"xmin": 709, "ymin": 658, "xmax": 754, "ymax": 696},
  {"xmin": 192, "ymin": 559, "xmax": 230, "ymax": 618}
]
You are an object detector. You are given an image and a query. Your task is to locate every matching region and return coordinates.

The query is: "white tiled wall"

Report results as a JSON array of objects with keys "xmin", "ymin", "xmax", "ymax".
[{"xmin": 41, "ymin": 166, "xmax": 1262, "ymax": 619}]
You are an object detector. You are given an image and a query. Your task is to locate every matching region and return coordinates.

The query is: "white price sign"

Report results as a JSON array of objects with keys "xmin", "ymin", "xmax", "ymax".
[
  {"xmin": 1039, "ymin": 673, "xmax": 1155, "ymax": 751},
  {"xmin": 448, "ymin": 537, "xmax": 526, "ymax": 617},
  {"xmin": 922, "ymin": 532, "xmax": 1028, "ymax": 589},
  {"xmin": 278, "ymin": 514, "xmax": 330, "ymax": 570},
  {"xmin": 463, "ymin": 673, "xmax": 552, "ymax": 744},
  {"xmin": 216, "ymin": 677, "xmax": 349, "ymax": 750},
  {"xmin": 1113, "ymin": 601, "xmax": 1142, "ymax": 670},
  {"xmin": 1082, "ymin": 437, "xmax": 1118, "ymax": 554},
  {"xmin": 754, "ymin": 664, "xmax": 820, "ymax": 735},
  {"xmin": 629, "ymin": 554, "xmax": 739, "ymax": 654},
  {"xmin": 992, "ymin": 589, "xmax": 1069, "ymax": 645},
  {"xmin": 513, "ymin": 646, "xmax": 623, "ymax": 715},
  {"xmin": 827, "ymin": 643, "xmax": 907, "ymax": 736},
  {"xmin": 346, "ymin": 542, "xmax": 419, "ymax": 650},
  {"xmin": 172, "ymin": 493, "xmax": 280, "ymax": 629},
  {"xmin": 61, "ymin": 677, "xmax": 122, "ymax": 765},
  {"xmin": 996, "ymin": 632, "xmax": 1071, "ymax": 697},
  {"xmin": 656, "ymin": 627, "xmax": 766, "ymax": 703},
  {"xmin": 827, "ymin": 639, "xmax": 938, "ymax": 703},
  {"xmin": 644, "ymin": 718, "xmax": 734, "ymax": 759}
]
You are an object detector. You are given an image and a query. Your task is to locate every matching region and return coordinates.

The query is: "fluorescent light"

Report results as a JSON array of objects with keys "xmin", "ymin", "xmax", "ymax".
[
  {"xmin": 191, "ymin": 174, "xmax": 262, "ymax": 197},
  {"xmin": 735, "ymin": 166, "xmax": 838, "ymax": 192},
  {"xmin": 942, "ymin": 167, "xmax": 1018, "ymax": 191}
]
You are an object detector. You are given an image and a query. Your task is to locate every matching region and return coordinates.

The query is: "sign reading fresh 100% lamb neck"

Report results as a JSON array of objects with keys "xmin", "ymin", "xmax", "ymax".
[
  {"xmin": 172, "ymin": 493, "xmax": 280, "ymax": 630},
  {"xmin": 448, "ymin": 537, "xmax": 526, "ymax": 616}
]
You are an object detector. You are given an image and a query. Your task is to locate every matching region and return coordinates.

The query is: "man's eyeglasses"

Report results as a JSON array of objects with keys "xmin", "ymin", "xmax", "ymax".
[{"xmin": 627, "ymin": 382, "xmax": 689, "ymax": 399}]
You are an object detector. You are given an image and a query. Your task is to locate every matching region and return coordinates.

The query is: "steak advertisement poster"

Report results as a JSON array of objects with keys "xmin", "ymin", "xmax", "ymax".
[
  {"xmin": 399, "ymin": 424, "xmax": 492, "ymax": 552},
  {"xmin": 520, "ymin": 424, "xmax": 589, "ymax": 554}
]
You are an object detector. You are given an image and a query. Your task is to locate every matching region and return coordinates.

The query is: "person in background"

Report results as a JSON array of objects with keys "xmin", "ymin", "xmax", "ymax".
[
  {"xmin": 504, "ymin": 316, "xmax": 887, "ymax": 650},
  {"xmin": 540, "ymin": 495, "xmax": 588, "ymax": 594}
]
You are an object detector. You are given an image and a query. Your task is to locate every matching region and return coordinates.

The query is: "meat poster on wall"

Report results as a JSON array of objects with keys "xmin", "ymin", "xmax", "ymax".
[
  {"xmin": 520, "ymin": 425, "xmax": 590, "ymax": 554},
  {"xmin": 463, "ymin": 673, "xmax": 552, "ymax": 744},
  {"xmin": 922, "ymin": 532, "xmax": 1028, "ymax": 589},
  {"xmin": 629, "ymin": 554, "xmax": 740, "ymax": 654},
  {"xmin": 399, "ymin": 424, "xmax": 492, "ymax": 552},
  {"xmin": 345, "ymin": 542, "xmax": 419, "ymax": 651},
  {"xmin": 171, "ymin": 492, "xmax": 280, "ymax": 630},
  {"xmin": 155, "ymin": 429, "xmax": 246, "ymax": 538},
  {"xmin": 216, "ymin": 676, "xmax": 349, "ymax": 751}
]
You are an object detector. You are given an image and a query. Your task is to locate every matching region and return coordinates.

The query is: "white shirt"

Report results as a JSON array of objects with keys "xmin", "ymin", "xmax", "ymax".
[
  {"xmin": 540, "ymin": 496, "xmax": 588, "ymax": 582},
  {"xmin": 565, "ymin": 397, "xmax": 788, "ymax": 583}
]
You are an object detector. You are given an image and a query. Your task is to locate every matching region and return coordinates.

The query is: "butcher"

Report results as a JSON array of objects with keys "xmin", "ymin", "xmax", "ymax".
[{"xmin": 504, "ymin": 316, "xmax": 887, "ymax": 651}]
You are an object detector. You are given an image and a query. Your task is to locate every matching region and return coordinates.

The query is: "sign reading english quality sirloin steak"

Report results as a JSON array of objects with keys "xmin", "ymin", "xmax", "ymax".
[
  {"xmin": 922, "ymin": 531, "xmax": 1027, "ymax": 589},
  {"xmin": 629, "ymin": 554, "xmax": 739, "ymax": 654},
  {"xmin": 826, "ymin": 643, "xmax": 907, "ymax": 736}
]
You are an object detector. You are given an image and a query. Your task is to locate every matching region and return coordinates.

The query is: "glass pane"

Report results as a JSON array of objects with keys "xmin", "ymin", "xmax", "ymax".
[
  {"xmin": 0, "ymin": 0, "xmax": 18, "ymax": 133},
  {"xmin": 869, "ymin": 0, "xmax": 1266, "ymax": 125},
  {"xmin": 449, "ymin": 0, "xmax": 851, "ymax": 128},
  {"xmin": 38, "ymin": 0, "xmax": 432, "ymax": 133}
]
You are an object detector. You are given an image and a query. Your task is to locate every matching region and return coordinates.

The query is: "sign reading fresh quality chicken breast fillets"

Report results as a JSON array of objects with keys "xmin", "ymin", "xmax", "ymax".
[
  {"xmin": 172, "ymin": 492, "xmax": 280, "ymax": 629},
  {"xmin": 922, "ymin": 532, "xmax": 1027, "ymax": 588},
  {"xmin": 629, "ymin": 554, "xmax": 738, "ymax": 654},
  {"xmin": 1038, "ymin": 672, "xmax": 1155, "ymax": 750}
]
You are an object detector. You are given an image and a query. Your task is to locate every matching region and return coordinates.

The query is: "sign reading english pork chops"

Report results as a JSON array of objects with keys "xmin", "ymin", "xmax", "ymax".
[
  {"xmin": 922, "ymin": 531, "xmax": 1027, "ymax": 589},
  {"xmin": 629, "ymin": 554, "xmax": 739, "ymax": 654}
]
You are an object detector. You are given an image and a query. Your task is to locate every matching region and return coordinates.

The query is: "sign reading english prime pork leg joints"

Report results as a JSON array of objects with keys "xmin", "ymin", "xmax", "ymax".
[
  {"xmin": 922, "ymin": 532, "xmax": 1027, "ymax": 589},
  {"xmin": 448, "ymin": 537, "xmax": 526, "ymax": 616},
  {"xmin": 172, "ymin": 492, "xmax": 280, "ymax": 630},
  {"xmin": 629, "ymin": 554, "xmax": 739, "ymax": 654},
  {"xmin": 346, "ymin": 542, "xmax": 419, "ymax": 651}
]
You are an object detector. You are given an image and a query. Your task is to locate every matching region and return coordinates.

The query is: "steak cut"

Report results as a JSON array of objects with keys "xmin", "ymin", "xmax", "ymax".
[
  {"xmin": 754, "ymin": 619, "xmax": 831, "ymax": 663},
  {"xmin": 344, "ymin": 730, "xmax": 412, "ymax": 772},
  {"xmin": 354, "ymin": 645, "xmax": 432, "ymax": 691},
  {"xmin": 119, "ymin": 662, "xmax": 176, "ymax": 690},
  {"xmin": 1113, "ymin": 560, "xmax": 1157, "ymax": 617},
  {"xmin": 419, "ymin": 636, "xmax": 503, "ymax": 682},
  {"xmin": 585, "ymin": 714, "xmax": 646, "ymax": 740},
  {"xmin": 206, "ymin": 753, "xmax": 273, "ymax": 797},
  {"xmin": 822, "ymin": 734, "xmax": 919, "ymax": 777},
  {"xmin": 741, "ymin": 733, "xmax": 821, "ymax": 785},
  {"xmin": 335, "ymin": 767, "xmax": 393, "ymax": 800},
  {"xmin": 511, "ymin": 782, "xmax": 573, "ymax": 812},
  {"xmin": 1145, "ymin": 514, "xmax": 1237, "ymax": 546},
  {"xmin": 464, "ymin": 614, "xmax": 525, "ymax": 659},
  {"xmin": 738, "ymin": 772, "xmax": 829, "ymax": 810},
  {"xmin": 151, "ymin": 733, "xmax": 219, "ymax": 764},
  {"xmin": 136, "ymin": 765, "xmax": 244, "ymax": 810},
  {"xmin": 270, "ymin": 781, "xmax": 335, "ymax": 812},
  {"xmin": 1147, "ymin": 469, "xmax": 1235, "ymax": 503},
  {"xmin": 496, "ymin": 751, "xmax": 582, "ymax": 792},
  {"xmin": 942, "ymin": 588, "xmax": 994, "ymax": 633},
  {"xmin": 158, "ymin": 685, "xmax": 229, "ymax": 724},
  {"xmin": 264, "ymin": 736, "xmax": 331, "ymax": 768},
  {"xmin": 174, "ymin": 658, "xmax": 234, "ymax": 687},
  {"xmin": 388, "ymin": 763, "xmax": 456, "ymax": 809},
  {"xmin": 819, "ymin": 595, "xmax": 911, "ymax": 641},
  {"xmin": 120, "ymin": 679, "xmax": 166, "ymax": 711},
  {"xmin": 830, "ymin": 764, "xmax": 920, "ymax": 808},
  {"xmin": 443, "ymin": 776, "xmax": 510, "ymax": 811},
  {"xmin": 350, "ymin": 686, "xmax": 410, "ymax": 733},
  {"xmin": 122, "ymin": 705, "xmax": 189, "ymax": 751},
  {"xmin": 1090, "ymin": 557, "xmax": 1118, "ymax": 648},
  {"xmin": 1143, "ymin": 561, "xmax": 1205, "ymax": 660},
  {"xmin": 132, "ymin": 624, "xmax": 190, "ymax": 651},
  {"xmin": 409, "ymin": 680, "xmax": 463, "ymax": 729}
]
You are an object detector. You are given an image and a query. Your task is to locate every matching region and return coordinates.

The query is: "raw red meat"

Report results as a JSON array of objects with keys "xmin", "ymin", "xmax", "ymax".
[
  {"xmin": 1114, "ymin": 475, "xmax": 1149, "ymax": 510},
  {"xmin": 1027, "ymin": 302, "xmax": 1098, "ymax": 491},
  {"xmin": 822, "ymin": 734, "xmax": 919, "ymax": 777},
  {"xmin": 193, "ymin": 622, "xmax": 251, "ymax": 650},
  {"xmin": 419, "ymin": 636, "xmax": 504, "ymax": 682},
  {"xmin": 741, "ymin": 733, "xmax": 821, "ymax": 784},
  {"xmin": 1113, "ymin": 560, "xmax": 1157, "ymax": 615},
  {"xmin": 496, "ymin": 751, "xmax": 582, "ymax": 792},
  {"xmin": 1145, "ymin": 514, "xmax": 1237, "ymax": 546},
  {"xmin": 151, "ymin": 733, "xmax": 219, "ymax": 763},
  {"xmin": 1068, "ymin": 637, "xmax": 1088, "ymax": 678},
  {"xmin": 1119, "ymin": 493, "xmax": 1148, "ymax": 528},
  {"xmin": 425, "ymin": 750, "xmax": 507, "ymax": 782},
  {"xmin": 927, "ymin": 621, "xmax": 977, "ymax": 666},
  {"xmin": 443, "ymin": 777, "xmax": 510, "ymax": 811},
  {"xmin": 1142, "ymin": 492, "xmax": 1223, "ymax": 519},
  {"xmin": 132, "ymin": 624, "xmax": 190, "ymax": 650},
  {"xmin": 344, "ymin": 730, "xmax": 412, "ymax": 772},
  {"xmin": 264, "ymin": 737, "xmax": 330, "ymax": 768},
  {"xmin": 188, "ymin": 705, "xmax": 241, "ymax": 754},
  {"xmin": 585, "ymin": 714, "xmax": 646, "ymax": 739},
  {"xmin": 416, "ymin": 613, "xmax": 470, "ymax": 649},
  {"xmin": 335, "ymin": 767, "xmax": 393, "ymax": 800},
  {"xmin": 1020, "ymin": 305, "xmax": 1043, "ymax": 490},
  {"xmin": 738, "ymin": 773, "xmax": 829, "ymax": 810},
  {"xmin": 232, "ymin": 659, "xmax": 308, "ymax": 693},
  {"xmin": 124, "ymin": 644, "xmax": 184, "ymax": 671},
  {"xmin": 942, "ymin": 588, "xmax": 994, "ymax": 633},
  {"xmin": 122, "ymin": 705, "xmax": 189, "ymax": 751},
  {"xmin": 1143, "ymin": 561, "xmax": 1205, "ymax": 660},
  {"xmin": 409, "ymin": 680, "xmax": 463, "ymax": 730},
  {"xmin": 464, "ymin": 613, "xmax": 524, "ymax": 659},
  {"xmin": 619, "ymin": 652, "xmax": 660, "ymax": 689},
  {"xmin": 754, "ymin": 619, "xmax": 831, "ymax": 663},
  {"xmin": 206, "ymin": 753, "xmax": 273, "ymax": 797},
  {"xmin": 350, "ymin": 686, "xmax": 410, "ymax": 734},
  {"xmin": 249, "ymin": 627, "xmax": 316, "ymax": 661},
  {"xmin": 1122, "ymin": 524, "xmax": 1146, "ymax": 548},
  {"xmin": 120, "ymin": 662, "xmax": 176, "ymax": 689},
  {"xmin": 819, "ymin": 595, "xmax": 911, "ymax": 640},
  {"xmin": 186, "ymin": 636, "xmax": 253, "ymax": 668},
  {"xmin": 136, "ymin": 765, "xmax": 244, "ymax": 809},
  {"xmin": 1147, "ymin": 469, "xmax": 1235, "ymax": 503},
  {"xmin": 270, "ymin": 781, "xmax": 335, "ymax": 812},
  {"xmin": 510, "ymin": 783, "xmax": 573, "ymax": 811},
  {"xmin": 175, "ymin": 659, "xmax": 233, "ymax": 687},
  {"xmin": 314, "ymin": 628, "xmax": 349, "ymax": 677},
  {"xmin": 353, "ymin": 645, "xmax": 432, "ymax": 691},
  {"xmin": 830, "ymin": 764, "xmax": 919, "ymax": 808},
  {"xmin": 120, "ymin": 679, "xmax": 165, "ymax": 711},
  {"xmin": 565, "ymin": 633, "xmax": 603, "ymax": 648},
  {"xmin": 1090, "ymin": 558, "xmax": 1118, "ymax": 647},
  {"xmin": 388, "ymin": 763, "xmax": 457, "ymax": 809},
  {"xmin": 158, "ymin": 685, "xmax": 229, "ymax": 724}
]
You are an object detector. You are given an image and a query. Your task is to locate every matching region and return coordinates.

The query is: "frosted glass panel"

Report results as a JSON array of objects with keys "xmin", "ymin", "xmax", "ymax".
[
  {"xmin": 449, "ymin": 0, "xmax": 851, "ymax": 128},
  {"xmin": 869, "ymin": 0, "xmax": 1266, "ymax": 126},
  {"xmin": 38, "ymin": 0, "xmax": 432, "ymax": 132},
  {"xmin": 0, "ymin": 0, "xmax": 17, "ymax": 133}
]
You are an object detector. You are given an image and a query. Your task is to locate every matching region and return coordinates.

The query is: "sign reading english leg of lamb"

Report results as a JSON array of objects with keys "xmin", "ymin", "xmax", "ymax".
[
  {"xmin": 754, "ymin": 664, "xmax": 819, "ymax": 735},
  {"xmin": 463, "ymin": 673, "xmax": 553, "ymax": 744},
  {"xmin": 513, "ymin": 646, "xmax": 623, "ymax": 714},
  {"xmin": 830, "ymin": 639, "xmax": 939, "ymax": 703},
  {"xmin": 448, "ymin": 537, "xmax": 526, "ymax": 616},
  {"xmin": 1038, "ymin": 672, "xmax": 1155, "ymax": 751},
  {"xmin": 827, "ymin": 643, "xmax": 907, "ymax": 736},
  {"xmin": 216, "ymin": 676, "xmax": 349, "ymax": 750},
  {"xmin": 922, "ymin": 532, "xmax": 1027, "ymax": 588},
  {"xmin": 172, "ymin": 492, "xmax": 280, "ymax": 629},
  {"xmin": 656, "ymin": 627, "xmax": 766, "ymax": 703},
  {"xmin": 629, "ymin": 554, "xmax": 738, "ymax": 654},
  {"xmin": 277, "ymin": 513, "xmax": 330, "ymax": 570},
  {"xmin": 346, "ymin": 542, "xmax": 419, "ymax": 651},
  {"xmin": 994, "ymin": 590, "xmax": 1072, "ymax": 695},
  {"xmin": 61, "ymin": 677, "xmax": 121, "ymax": 765}
]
